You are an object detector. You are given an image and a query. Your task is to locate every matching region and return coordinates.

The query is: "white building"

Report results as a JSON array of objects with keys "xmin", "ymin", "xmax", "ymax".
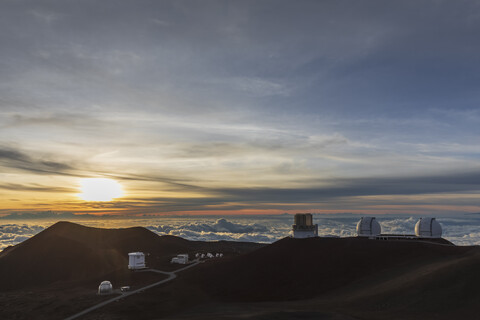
[
  {"xmin": 356, "ymin": 217, "xmax": 382, "ymax": 238},
  {"xmin": 415, "ymin": 217, "xmax": 442, "ymax": 238},
  {"xmin": 98, "ymin": 281, "xmax": 113, "ymax": 295},
  {"xmin": 171, "ymin": 253, "xmax": 189, "ymax": 264},
  {"xmin": 128, "ymin": 252, "xmax": 146, "ymax": 270},
  {"xmin": 292, "ymin": 213, "xmax": 318, "ymax": 238}
]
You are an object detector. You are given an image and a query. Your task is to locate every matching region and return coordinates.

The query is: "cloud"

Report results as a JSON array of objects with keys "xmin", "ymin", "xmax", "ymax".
[
  {"xmin": 2, "ymin": 1, "xmax": 480, "ymax": 216},
  {"xmin": 0, "ymin": 211, "xmax": 118, "ymax": 220},
  {"xmin": 147, "ymin": 218, "xmax": 277, "ymax": 243},
  {"xmin": 206, "ymin": 77, "xmax": 292, "ymax": 97},
  {"xmin": 202, "ymin": 172, "xmax": 480, "ymax": 207},
  {"xmin": 0, "ymin": 147, "xmax": 76, "ymax": 176},
  {"xmin": 0, "ymin": 224, "xmax": 45, "ymax": 249},
  {"xmin": 30, "ymin": 9, "xmax": 61, "ymax": 24},
  {"xmin": 2, "ymin": 214, "xmax": 480, "ymax": 251},
  {"xmin": 156, "ymin": 218, "xmax": 267, "ymax": 233},
  {"xmin": 0, "ymin": 183, "xmax": 75, "ymax": 193}
]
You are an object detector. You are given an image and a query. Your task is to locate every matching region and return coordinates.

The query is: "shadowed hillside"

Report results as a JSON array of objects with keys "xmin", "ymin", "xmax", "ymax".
[
  {"xmin": 2, "ymin": 222, "xmax": 480, "ymax": 320},
  {"xmin": 0, "ymin": 221, "xmax": 263, "ymax": 292},
  {"xmin": 186, "ymin": 236, "xmax": 473, "ymax": 301},
  {"xmin": 86, "ymin": 236, "xmax": 480, "ymax": 320}
]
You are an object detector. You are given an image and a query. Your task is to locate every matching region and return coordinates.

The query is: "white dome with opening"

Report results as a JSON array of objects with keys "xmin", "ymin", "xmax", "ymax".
[
  {"xmin": 356, "ymin": 217, "xmax": 381, "ymax": 237},
  {"xmin": 415, "ymin": 217, "xmax": 442, "ymax": 238},
  {"xmin": 98, "ymin": 280, "xmax": 113, "ymax": 295}
]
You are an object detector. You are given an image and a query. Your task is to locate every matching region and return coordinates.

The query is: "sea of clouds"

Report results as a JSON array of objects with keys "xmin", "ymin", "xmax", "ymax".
[
  {"xmin": 1, "ymin": 214, "xmax": 480, "ymax": 250},
  {"xmin": 0, "ymin": 223, "xmax": 46, "ymax": 249}
]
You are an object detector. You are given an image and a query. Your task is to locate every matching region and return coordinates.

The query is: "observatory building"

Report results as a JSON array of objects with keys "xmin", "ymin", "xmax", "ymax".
[
  {"xmin": 98, "ymin": 281, "xmax": 113, "ymax": 295},
  {"xmin": 356, "ymin": 217, "xmax": 381, "ymax": 237},
  {"xmin": 128, "ymin": 252, "xmax": 146, "ymax": 270},
  {"xmin": 415, "ymin": 217, "xmax": 442, "ymax": 238},
  {"xmin": 292, "ymin": 213, "xmax": 318, "ymax": 238},
  {"xmin": 355, "ymin": 217, "xmax": 446, "ymax": 242},
  {"xmin": 171, "ymin": 253, "xmax": 189, "ymax": 264}
]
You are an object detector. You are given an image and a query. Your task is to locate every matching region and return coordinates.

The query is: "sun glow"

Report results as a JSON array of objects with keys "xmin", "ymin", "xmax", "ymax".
[{"xmin": 79, "ymin": 178, "xmax": 123, "ymax": 201}]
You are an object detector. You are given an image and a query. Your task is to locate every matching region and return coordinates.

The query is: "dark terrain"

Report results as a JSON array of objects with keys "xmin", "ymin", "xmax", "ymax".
[
  {"xmin": 0, "ymin": 221, "xmax": 263, "ymax": 319},
  {"xmin": 1, "ymin": 221, "xmax": 479, "ymax": 319}
]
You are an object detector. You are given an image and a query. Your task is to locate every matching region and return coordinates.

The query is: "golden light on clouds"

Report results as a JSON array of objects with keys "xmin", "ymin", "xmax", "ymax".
[{"xmin": 78, "ymin": 178, "xmax": 123, "ymax": 202}]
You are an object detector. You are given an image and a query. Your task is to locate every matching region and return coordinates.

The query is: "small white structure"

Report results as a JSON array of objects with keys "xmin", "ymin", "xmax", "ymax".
[
  {"xmin": 356, "ymin": 217, "xmax": 382, "ymax": 237},
  {"xmin": 206, "ymin": 253, "xmax": 214, "ymax": 258},
  {"xmin": 415, "ymin": 218, "xmax": 442, "ymax": 238},
  {"xmin": 128, "ymin": 252, "xmax": 146, "ymax": 270},
  {"xmin": 98, "ymin": 281, "xmax": 113, "ymax": 295},
  {"xmin": 171, "ymin": 253, "xmax": 189, "ymax": 264},
  {"xmin": 292, "ymin": 213, "xmax": 318, "ymax": 238}
]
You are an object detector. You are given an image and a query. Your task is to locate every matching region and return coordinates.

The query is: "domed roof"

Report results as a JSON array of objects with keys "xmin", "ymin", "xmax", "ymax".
[
  {"xmin": 356, "ymin": 217, "xmax": 381, "ymax": 237},
  {"xmin": 98, "ymin": 280, "xmax": 113, "ymax": 294},
  {"xmin": 415, "ymin": 218, "xmax": 442, "ymax": 238}
]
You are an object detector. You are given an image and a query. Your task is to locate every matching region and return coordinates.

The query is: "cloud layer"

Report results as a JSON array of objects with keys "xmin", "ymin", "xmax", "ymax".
[
  {"xmin": 1, "ymin": 1, "xmax": 480, "ymax": 215},
  {"xmin": 2, "ymin": 215, "xmax": 480, "ymax": 250},
  {"xmin": 0, "ymin": 224, "xmax": 46, "ymax": 250}
]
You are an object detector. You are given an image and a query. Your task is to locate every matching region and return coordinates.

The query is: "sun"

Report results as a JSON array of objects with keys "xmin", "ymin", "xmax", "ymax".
[{"xmin": 78, "ymin": 178, "xmax": 123, "ymax": 201}]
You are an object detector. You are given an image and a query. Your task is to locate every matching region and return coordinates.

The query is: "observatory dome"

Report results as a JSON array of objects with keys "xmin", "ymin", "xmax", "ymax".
[
  {"xmin": 356, "ymin": 217, "xmax": 381, "ymax": 237},
  {"xmin": 415, "ymin": 218, "xmax": 442, "ymax": 238},
  {"xmin": 98, "ymin": 280, "xmax": 113, "ymax": 295}
]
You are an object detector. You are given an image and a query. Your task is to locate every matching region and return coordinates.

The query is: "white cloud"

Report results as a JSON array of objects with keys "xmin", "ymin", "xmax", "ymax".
[
  {"xmin": 2, "ymin": 215, "xmax": 480, "ymax": 250},
  {"xmin": 229, "ymin": 77, "xmax": 292, "ymax": 97},
  {"xmin": 30, "ymin": 9, "xmax": 61, "ymax": 24},
  {"xmin": 0, "ymin": 224, "xmax": 45, "ymax": 249},
  {"xmin": 146, "ymin": 218, "xmax": 278, "ymax": 243}
]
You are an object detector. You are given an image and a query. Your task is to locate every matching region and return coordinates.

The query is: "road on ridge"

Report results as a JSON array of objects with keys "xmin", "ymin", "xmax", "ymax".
[{"xmin": 65, "ymin": 261, "xmax": 201, "ymax": 320}]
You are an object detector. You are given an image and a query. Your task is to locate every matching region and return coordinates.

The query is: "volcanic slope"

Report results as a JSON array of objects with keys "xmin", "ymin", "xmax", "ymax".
[
  {"xmin": 86, "ymin": 236, "xmax": 480, "ymax": 320},
  {"xmin": 187, "ymin": 237, "xmax": 473, "ymax": 301},
  {"xmin": 0, "ymin": 221, "xmax": 264, "ymax": 291},
  {"xmin": 181, "ymin": 237, "xmax": 480, "ymax": 319}
]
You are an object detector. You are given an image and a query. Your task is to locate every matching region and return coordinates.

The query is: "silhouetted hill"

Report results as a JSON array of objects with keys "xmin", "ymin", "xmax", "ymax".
[
  {"xmin": 86, "ymin": 236, "xmax": 480, "ymax": 320},
  {"xmin": 186, "ymin": 236, "xmax": 476, "ymax": 301},
  {"xmin": 2, "ymin": 222, "xmax": 479, "ymax": 320},
  {"xmin": 0, "ymin": 221, "xmax": 263, "ymax": 291}
]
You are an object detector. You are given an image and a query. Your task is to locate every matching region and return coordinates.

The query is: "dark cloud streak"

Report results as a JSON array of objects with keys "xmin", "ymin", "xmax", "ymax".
[
  {"xmin": 0, "ymin": 183, "xmax": 75, "ymax": 193},
  {"xmin": 0, "ymin": 147, "xmax": 76, "ymax": 176}
]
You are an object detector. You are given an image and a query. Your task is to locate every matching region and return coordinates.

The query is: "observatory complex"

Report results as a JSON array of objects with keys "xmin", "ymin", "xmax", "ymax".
[
  {"xmin": 292, "ymin": 213, "xmax": 318, "ymax": 238},
  {"xmin": 356, "ymin": 216, "xmax": 443, "ymax": 241},
  {"xmin": 291, "ymin": 214, "xmax": 445, "ymax": 242}
]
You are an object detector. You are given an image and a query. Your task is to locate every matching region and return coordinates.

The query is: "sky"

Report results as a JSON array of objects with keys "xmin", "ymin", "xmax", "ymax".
[{"xmin": 1, "ymin": 0, "xmax": 480, "ymax": 217}]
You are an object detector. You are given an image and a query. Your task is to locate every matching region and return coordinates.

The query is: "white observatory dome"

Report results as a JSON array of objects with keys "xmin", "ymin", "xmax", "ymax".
[
  {"xmin": 98, "ymin": 280, "xmax": 113, "ymax": 295},
  {"xmin": 356, "ymin": 217, "xmax": 381, "ymax": 237},
  {"xmin": 415, "ymin": 218, "xmax": 442, "ymax": 238}
]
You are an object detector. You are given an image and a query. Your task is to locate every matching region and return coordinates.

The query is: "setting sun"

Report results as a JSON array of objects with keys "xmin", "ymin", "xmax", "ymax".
[{"xmin": 78, "ymin": 178, "xmax": 123, "ymax": 202}]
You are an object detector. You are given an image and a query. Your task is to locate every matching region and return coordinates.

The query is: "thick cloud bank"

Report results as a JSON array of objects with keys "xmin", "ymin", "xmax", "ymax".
[
  {"xmin": 147, "ymin": 218, "xmax": 279, "ymax": 243},
  {"xmin": 2, "ymin": 214, "xmax": 480, "ymax": 250},
  {"xmin": 0, "ymin": 224, "xmax": 45, "ymax": 249}
]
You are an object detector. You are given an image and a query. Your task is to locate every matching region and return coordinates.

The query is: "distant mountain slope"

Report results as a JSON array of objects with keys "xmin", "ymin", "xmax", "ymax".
[
  {"xmin": 0, "ymin": 221, "xmax": 263, "ymax": 291},
  {"xmin": 332, "ymin": 248, "xmax": 480, "ymax": 320},
  {"xmin": 77, "ymin": 236, "xmax": 480, "ymax": 320},
  {"xmin": 186, "ymin": 236, "xmax": 476, "ymax": 301}
]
